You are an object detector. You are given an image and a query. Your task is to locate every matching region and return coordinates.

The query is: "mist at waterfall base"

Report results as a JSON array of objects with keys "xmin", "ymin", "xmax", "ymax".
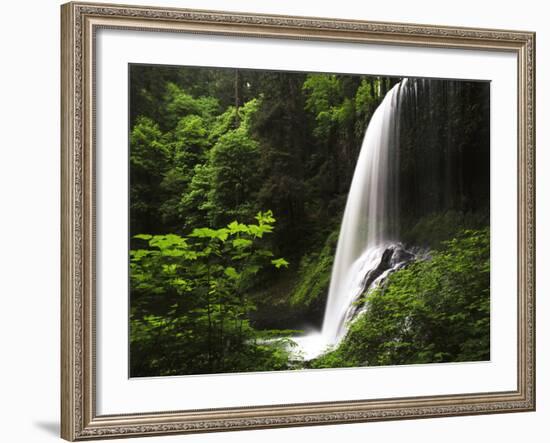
[{"xmin": 292, "ymin": 81, "xmax": 412, "ymax": 361}]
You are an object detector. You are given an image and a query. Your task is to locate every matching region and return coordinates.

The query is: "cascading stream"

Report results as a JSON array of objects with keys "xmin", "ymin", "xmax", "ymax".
[{"xmin": 292, "ymin": 80, "xmax": 411, "ymax": 360}]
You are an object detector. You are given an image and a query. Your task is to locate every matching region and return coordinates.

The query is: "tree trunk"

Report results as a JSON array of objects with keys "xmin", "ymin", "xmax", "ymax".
[{"xmin": 234, "ymin": 69, "xmax": 241, "ymax": 125}]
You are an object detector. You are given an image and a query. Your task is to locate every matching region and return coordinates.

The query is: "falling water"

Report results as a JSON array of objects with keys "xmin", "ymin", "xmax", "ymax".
[
  {"xmin": 321, "ymin": 81, "xmax": 404, "ymax": 345},
  {"xmin": 293, "ymin": 81, "xmax": 410, "ymax": 360}
]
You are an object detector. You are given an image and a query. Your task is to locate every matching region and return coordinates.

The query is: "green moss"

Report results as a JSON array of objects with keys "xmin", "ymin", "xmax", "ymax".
[{"xmin": 289, "ymin": 230, "xmax": 338, "ymax": 309}]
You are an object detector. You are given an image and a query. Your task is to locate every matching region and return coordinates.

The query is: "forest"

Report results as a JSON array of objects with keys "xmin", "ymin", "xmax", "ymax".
[{"xmin": 129, "ymin": 64, "xmax": 490, "ymax": 377}]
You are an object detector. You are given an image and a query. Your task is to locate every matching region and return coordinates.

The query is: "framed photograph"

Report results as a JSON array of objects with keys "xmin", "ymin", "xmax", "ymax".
[{"xmin": 61, "ymin": 1, "xmax": 536, "ymax": 440}]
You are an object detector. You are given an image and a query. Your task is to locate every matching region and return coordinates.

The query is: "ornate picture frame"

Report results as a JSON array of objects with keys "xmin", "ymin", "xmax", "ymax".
[{"xmin": 61, "ymin": 1, "xmax": 535, "ymax": 440}]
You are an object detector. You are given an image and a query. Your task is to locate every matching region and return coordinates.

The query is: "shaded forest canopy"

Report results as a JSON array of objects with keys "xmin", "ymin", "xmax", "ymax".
[{"xmin": 129, "ymin": 64, "xmax": 490, "ymax": 377}]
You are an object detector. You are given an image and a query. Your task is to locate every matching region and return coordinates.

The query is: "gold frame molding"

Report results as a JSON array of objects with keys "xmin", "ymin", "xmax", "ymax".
[{"xmin": 61, "ymin": 1, "xmax": 536, "ymax": 440}]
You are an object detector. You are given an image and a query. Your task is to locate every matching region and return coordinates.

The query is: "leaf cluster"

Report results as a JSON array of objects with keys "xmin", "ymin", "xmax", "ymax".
[{"xmin": 130, "ymin": 212, "xmax": 294, "ymax": 376}]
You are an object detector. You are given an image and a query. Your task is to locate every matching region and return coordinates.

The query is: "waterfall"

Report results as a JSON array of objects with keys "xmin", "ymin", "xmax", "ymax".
[
  {"xmin": 321, "ymin": 81, "xmax": 403, "ymax": 345},
  {"xmin": 288, "ymin": 77, "xmax": 490, "ymax": 361},
  {"xmin": 293, "ymin": 81, "xmax": 413, "ymax": 360}
]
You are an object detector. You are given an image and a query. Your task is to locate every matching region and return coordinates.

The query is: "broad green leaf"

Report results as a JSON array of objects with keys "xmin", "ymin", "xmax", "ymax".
[
  {"xmin": 224, "ymin": 266, "xmax": 239, "ymax": 280},
  {"xmin": 232, "ymin": 238, "xmax": 252, "ymax": 249},
  {"xmin": 190, "ymin": 227, "xmax": 216, "ymax": 238},
  {"xmin": 134, "ymin": 234, "xmax": 152, "ymax": 241},
  {"xmin": 271, "ymin": 258, "xmax": 290, "ymax": 269},
  {"xmin": 228, "ymin": 221, "xmax": 249, "ymax": 234}
]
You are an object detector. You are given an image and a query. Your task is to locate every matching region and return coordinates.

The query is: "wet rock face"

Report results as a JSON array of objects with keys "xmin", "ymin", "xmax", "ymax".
[
  {"xmin": 351, "ymin": 244, "xmax": 416, "ymax": 320},
  {"xmin": 361, "ymin": 244, "xmax": 413, "ymax": 292},
  {"xmin": 361, "ymin": 247, "xmax": 395, "ymax": 291},
  {"xmin": 390, "ymin": 245, "xmax": 415, "ymax": 267},
  {"xmin": 331, "ymin": 243, "xmax": 420, "ymax": 343}
]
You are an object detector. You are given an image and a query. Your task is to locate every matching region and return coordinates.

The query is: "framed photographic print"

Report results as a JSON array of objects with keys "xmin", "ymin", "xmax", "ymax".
[{"xmin": 61, "ymin": 1, "xmax": 536, "ymax": 440}]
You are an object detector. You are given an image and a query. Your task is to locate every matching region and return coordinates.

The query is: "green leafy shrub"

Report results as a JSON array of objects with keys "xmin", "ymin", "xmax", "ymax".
[{"xmin": 130, "ymin": 211, "xmax": 297, "ymax": 376}]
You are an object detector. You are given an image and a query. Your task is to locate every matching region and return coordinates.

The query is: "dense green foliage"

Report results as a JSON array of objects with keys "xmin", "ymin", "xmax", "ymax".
[
  {"xmin": 312, "ymin": 228, "xmax": 490, "ymax": 368},
  {"xmin": 129, "ymin": 64, "xmax": 491, "ymax": 376},
  {"xmin": 130, "ymin": 211, "xmax": 299, "ymax": 376}
]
